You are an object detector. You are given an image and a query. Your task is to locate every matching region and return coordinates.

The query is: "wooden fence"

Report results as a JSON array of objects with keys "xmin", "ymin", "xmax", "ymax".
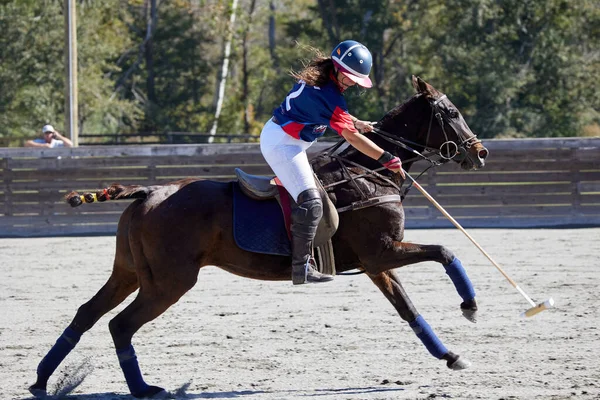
[
  {"xmin": 78, "ymin": 132, "xmax": 261, "ymax": 145},
  {"xmin": 1, "ymin": 138, "xmax": 599, "ymax": 237}
]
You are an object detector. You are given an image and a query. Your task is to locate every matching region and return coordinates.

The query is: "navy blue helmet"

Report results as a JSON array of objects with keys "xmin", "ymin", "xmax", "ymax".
[{"xmin": 331, "ymin": 40, "xmax": 373, "ymax": 88}]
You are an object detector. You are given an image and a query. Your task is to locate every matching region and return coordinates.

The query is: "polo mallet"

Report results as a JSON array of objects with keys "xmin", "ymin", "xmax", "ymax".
[{"xmin": 403, "ymin": 170, "xmax": 554, "ymax": 318}]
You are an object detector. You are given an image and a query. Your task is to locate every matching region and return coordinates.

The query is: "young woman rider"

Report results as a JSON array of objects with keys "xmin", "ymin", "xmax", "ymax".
[{"xmin": 260, "ymin": 40, "xmax": 404, "ymax": 285}]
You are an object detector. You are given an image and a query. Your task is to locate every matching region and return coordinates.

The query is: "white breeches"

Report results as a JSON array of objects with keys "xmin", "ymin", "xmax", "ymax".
[{"xmin": 260, "ymin": 119, "xmax": 316, "ymax": 202}]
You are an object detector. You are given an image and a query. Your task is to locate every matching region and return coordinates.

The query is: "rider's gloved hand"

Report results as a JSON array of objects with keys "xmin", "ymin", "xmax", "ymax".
[{"xmin": 378, "ymin": 151, "xmax": 406, "ymax": 178}]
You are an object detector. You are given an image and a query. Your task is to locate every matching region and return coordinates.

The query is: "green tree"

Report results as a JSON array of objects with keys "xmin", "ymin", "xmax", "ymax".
[
  {"xmin": 0, "ymin": 0, "xmax": 141, "ymax": 145},
  {"xmin": 402, "ymin": 0, "xmax": 600, "ymax": 138},
  {"xmin": 115, "ymin": 0, "xmax": 224, "ymax": 136},
  {"xmin": 2, "ymin": 0, "xmax": 598, "ymax": 145}
]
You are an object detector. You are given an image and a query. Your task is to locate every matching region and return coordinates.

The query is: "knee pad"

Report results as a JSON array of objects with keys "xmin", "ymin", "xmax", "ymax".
[
  {"xmin": 291, "ymin": 189, "xmax": 323, "ymax": 237},
  {"xmin": 294, "ymin": 189, "xmax": 323, "ymax": 223},
  {"xmin": 297, "ymin": 188, "xmax": 321, "ymax": 204}
]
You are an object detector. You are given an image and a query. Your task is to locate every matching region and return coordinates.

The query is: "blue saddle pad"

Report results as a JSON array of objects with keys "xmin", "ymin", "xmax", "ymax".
[{"xmin": 232, "ymin": 182, "xmax": 291, "ymax": 256}]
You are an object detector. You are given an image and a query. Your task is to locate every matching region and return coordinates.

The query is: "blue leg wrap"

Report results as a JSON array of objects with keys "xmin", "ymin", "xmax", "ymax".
[
  {"xmin": 443, "ymin": 257, "xmax": 476, "ymax": 301},
  {"xmin": 36, "ymin": 327, "xmax": 82, "ymax": 382},
  {"xmin": 117, "ymin": 344, "xmax": 150, "ymax": 396},
  {"xmin": 409, "ymin": 315, "xmax": 448, "ymax": 359}
]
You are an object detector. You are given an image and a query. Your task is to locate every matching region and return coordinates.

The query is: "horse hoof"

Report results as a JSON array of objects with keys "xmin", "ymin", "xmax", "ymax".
[
  {"xmin": 461, "ymin": 308, "xmax": 478, "ymax": 323},
  {"xmin": 460, "ymin": 300, "xmax": 478, "ymax": 323},
  {"xmin": 448, "ymin": 356, "xmax": 472, "ymax": 370},
  {"xmin": 28, "ymin": 383, "xmax": 47, "ymax": 398},
  {"xmin": 133, "ymin": 385, "xmax": 169, "ymax": 399}
]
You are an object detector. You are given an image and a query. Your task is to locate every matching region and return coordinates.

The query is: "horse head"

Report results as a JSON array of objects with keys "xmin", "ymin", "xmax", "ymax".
[{"xmin": 375, "ymin": 76, "xmax": 488, "ymax": 171}]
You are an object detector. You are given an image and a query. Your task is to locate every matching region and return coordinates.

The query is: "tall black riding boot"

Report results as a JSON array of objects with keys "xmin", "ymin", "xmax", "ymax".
[{"xmin": 290, "ymin": 189, "xmax": 334, "ymax": 285}]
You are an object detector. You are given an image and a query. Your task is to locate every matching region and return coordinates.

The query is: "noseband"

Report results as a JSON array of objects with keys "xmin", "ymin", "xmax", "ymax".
[{"xmin": 429, "ymin": 94, "xmax": 481, "ymax": 161}]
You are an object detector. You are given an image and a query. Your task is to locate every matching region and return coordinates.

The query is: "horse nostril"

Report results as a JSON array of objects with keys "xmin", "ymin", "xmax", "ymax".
[{"xmin": 478, "ymin": 149, "xmax": 489, "ymax": 160}]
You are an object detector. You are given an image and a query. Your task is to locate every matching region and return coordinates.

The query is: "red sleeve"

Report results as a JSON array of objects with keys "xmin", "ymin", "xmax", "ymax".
[{"xmin": 329, "ymin": 106, "xmax": 358, "ymax": 135}]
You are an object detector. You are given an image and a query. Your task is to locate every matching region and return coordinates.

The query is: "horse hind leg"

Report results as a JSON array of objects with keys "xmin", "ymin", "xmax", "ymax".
[
  {"xmin": 29, "ymin": 264, "xmax": 139, "ymax": 397},
  {"xmin": 367, "ymin": 270, "xmax": 471, "ymax": 370},
  {"xmin": 108, "ymin": 261, "xmax": 198, "ymax": 399},
  {"xmin": 369, "ymin": 241, "xmax": 478, "ymax": 323}
]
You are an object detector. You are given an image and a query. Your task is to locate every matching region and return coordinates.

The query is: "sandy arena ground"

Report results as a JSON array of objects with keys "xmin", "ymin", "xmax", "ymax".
[{"xmin": 1, "ymin": 229, "xmax": 599, "ymax": 399}]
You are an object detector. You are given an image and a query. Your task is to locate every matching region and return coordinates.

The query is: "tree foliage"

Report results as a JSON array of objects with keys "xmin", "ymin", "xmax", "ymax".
[
  {"xmin": 0, "ymin": 0, "xmax": 141, "ymax": 143},
  {"xmin": 0, "ymin": 0, "xmax": 598, "ymax": 144}
]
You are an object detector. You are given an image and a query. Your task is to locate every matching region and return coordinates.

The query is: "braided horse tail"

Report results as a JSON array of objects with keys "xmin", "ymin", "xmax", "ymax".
[{"xmin": 65, "ymin": 184, "xmax": 150, "ymax": 207}]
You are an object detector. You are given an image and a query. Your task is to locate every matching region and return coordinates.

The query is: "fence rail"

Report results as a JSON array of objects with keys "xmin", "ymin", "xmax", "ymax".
[
  {"xmin": 1, "ymin": 138, "xmax": 599, "ymax": 237},
  {"xmin": 78, "ymin": 132, "xmax": 262, "ymax": 145}
]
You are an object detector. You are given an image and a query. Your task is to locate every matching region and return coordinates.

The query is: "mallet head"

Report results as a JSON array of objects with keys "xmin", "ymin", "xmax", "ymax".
[{"xmin": 521, "ymin": 298, "xmax": 554, "ymax": 318}]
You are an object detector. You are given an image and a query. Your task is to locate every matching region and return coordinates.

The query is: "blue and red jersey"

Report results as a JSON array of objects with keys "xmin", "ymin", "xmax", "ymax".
[{"xmin": 272, "ymin": 79, "xmax": 357, "ymax": 142}]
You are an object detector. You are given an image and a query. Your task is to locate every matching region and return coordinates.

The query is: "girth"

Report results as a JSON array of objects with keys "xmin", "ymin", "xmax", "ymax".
[{"xmin": 336, "ymin": 194, "xmax": 402, "ymax": 213}]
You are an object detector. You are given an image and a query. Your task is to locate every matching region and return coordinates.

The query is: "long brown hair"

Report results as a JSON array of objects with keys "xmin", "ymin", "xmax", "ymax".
[{"xmin": 290, "ymin": 46, "xmax": 335, "ymax": 87}]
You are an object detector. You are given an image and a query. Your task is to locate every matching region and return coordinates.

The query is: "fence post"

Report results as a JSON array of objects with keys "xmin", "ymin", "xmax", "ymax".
[
  {"xmin": 1, "ymin": 158, "xmax": 12, "ymax": 217},
  {"xmin": 147, "ymin": 154, "xmax": 158, "ymax": 185},
  {"xmin": 569, "ymin": 148, "xmax": 583, "ymax": 218},
  {"xmin": 426, "ymin": 167, "xmax": 439, "ymax": 226}
]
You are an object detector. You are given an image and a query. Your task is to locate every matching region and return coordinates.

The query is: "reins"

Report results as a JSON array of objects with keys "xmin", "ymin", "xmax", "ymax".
[
  {"xmin": 372, "ymin": 94, "xmax": 480, "ymax": 164},
  {"xmin": 317, "ymin": 139, "xmax": 436, "ymax": 208},
  {"xmin": 316, "ymin": 92, "xmax": 482, "ymax": 211}
]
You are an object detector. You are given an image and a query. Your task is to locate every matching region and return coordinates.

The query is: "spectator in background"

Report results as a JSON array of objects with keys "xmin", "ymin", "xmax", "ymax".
[{"xmin": 25, "ymin": 125, "xmax": 73, "ymax": 148}]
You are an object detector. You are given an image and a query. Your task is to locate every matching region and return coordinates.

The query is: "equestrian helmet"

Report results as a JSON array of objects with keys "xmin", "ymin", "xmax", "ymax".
[{"xmin": 331, "ymin": 40, "xmax": 373, "ymax": 88}]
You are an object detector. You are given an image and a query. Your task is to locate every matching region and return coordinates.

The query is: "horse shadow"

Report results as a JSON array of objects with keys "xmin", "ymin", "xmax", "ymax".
[
  {"xmin": 184, "ymin": 386, "xmax": 406, "ymax": 398},
  {"xmin": 20, "ymin": 386, "xmax": 405, "ymax": 399}
]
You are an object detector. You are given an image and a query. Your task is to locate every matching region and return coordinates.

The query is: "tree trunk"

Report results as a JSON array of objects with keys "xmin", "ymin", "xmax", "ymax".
[
  {"xmin": 241, "ymin": 0, "xmax": 257, "ymax": 134},
  {"xmin": 209, "ymin": 0, "xmax": 239, "ymax": 142},
  {"xmin": 317, "ymin": 0, "xmax": 338, "ymax": 44},
  {"xmin": 145, "ymin": 0, "xmax": 158, "ymax": 105},
  {"xmin": 268, "ymin": 0, "xmax": 279, "ymax": 70},
  {"xmin": 373, "ymin": 50, "xmax": 387, "ymax": 113}
]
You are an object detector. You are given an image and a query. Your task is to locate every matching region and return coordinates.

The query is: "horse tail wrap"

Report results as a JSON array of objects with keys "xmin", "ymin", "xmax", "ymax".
[{"xmin": 65, "ymin": 184, "xmax": 150, "ymax": 207}]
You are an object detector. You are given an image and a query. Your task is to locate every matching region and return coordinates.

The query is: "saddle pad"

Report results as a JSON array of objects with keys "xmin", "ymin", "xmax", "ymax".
[{"xmin": 232, "ymin": 182, "xmax": 291, "ymax": 256}]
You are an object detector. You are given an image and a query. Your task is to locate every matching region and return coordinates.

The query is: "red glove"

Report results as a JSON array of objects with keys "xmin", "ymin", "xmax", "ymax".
[
  {"xmin": 378, "ymin": 151, "xmax": 405, "ymax": 177},
  {"xmin": 382, "ymin": 157, "xmax": 401, "ymax": 171}
]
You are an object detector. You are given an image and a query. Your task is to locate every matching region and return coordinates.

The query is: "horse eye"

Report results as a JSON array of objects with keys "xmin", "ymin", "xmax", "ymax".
[{"xmin": 448, "ymin": 108, "xmax": 459, "ymax": 119}]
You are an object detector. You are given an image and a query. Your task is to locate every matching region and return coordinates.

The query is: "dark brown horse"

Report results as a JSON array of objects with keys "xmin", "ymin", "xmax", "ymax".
[{"xmin": 30, "ymin": 76, "xmax": 488, "ymax": 399}]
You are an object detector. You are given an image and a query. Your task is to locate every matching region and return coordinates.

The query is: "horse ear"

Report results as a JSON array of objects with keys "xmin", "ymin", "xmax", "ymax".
[
  {"xmin": 412, "ymin": 75, "xmax": 441, "ymax": 98},
  {"xmin": 412, "ymin": 75, "xmax": 430, "ymax": 94}
]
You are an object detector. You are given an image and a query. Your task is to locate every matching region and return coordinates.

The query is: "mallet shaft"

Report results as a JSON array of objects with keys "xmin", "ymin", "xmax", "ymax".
[{"xmin": 404, "ymin": 170, "xmax": 536, "ymax": 307}]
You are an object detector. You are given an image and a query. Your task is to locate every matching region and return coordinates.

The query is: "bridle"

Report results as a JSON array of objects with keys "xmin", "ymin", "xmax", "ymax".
[
  {"xmin": 317, "ymin": 93, "xmax": 482, "ymax": 212},
  {"xmin": 371, "ymin": 94, "xmax": 481, "ymax": 166}
]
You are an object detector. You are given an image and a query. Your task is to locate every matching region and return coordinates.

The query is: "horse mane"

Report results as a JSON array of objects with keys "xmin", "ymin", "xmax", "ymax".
[
  {"xmin": 378, "ymin": 76, "xmax": 445, "ymax": 126},
  {"xmin": 377, "ymin": 93, "xmax": 424, "ymax": 126}
]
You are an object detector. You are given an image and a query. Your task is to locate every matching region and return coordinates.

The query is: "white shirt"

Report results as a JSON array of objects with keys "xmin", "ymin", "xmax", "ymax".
[{"xmin": 33, "ymin": 138, "xmax": 65, "ymax": 148}]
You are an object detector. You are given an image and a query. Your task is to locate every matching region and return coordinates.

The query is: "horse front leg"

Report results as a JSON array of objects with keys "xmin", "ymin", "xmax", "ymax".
[
  {"xmin": 365, "ymin": 241, "xmax": 478, "ymax": 322},
  {"xmin": 367, "ymin": 270, "xmax": 471, "ymax": 370}
]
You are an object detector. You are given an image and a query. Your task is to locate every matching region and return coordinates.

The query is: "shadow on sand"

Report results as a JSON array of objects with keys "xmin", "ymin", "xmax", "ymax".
[{"xmin": 20, "ymin": 385, "xmax": 405, "ymax": 399}]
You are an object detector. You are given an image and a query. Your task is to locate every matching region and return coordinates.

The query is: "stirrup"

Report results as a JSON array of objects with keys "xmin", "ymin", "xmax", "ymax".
[{"xmin": 292, "ymin": 257, "xmax": 334, "ymax": 285}]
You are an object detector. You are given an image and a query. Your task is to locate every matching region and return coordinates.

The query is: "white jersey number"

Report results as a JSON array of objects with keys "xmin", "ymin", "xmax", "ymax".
[{"xmin": 285, "ymin": 82, "xmax": 306, "ymax": 111}]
